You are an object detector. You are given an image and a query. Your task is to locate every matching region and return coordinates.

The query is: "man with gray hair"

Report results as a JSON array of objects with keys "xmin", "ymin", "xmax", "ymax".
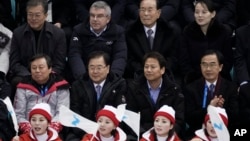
[{"xmin": 68, "ymin": 1, "xmax": 127, "ymax": 82}]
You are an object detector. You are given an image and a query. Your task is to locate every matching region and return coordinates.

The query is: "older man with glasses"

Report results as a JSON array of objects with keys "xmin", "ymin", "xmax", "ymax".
[
  {"xmin": 66, "ymin": 51, "xmax": 127, "ymax": 141},
  {"xmin": 68, "ymin": 1, "xmax": 127, "ymax": 82},
  {"xmin": 184, "ymin": 49, "xmax": 239, "ymax": 140}
]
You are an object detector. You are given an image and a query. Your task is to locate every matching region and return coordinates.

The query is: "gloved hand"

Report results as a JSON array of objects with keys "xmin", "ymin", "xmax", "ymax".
[
  {"xmin": 50, "ymin": 122, "xmax": 63, "ymax": 132},
  {"xmin": 19, "ymin": 122, "xmax": 31, "ymax": 134}
]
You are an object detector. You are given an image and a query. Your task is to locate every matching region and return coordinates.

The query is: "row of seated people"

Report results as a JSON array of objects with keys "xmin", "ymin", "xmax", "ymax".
[
  {"xmin": 0, "ymin": 0, "xmax": 250, "ymax": 139},
  {"xmin": 2, "ymin": 0, "xmax": 250, "ymax": 33},
  {"xmin": 0, "ymin": 50, "xmax": 247, "ymax": 141},
  {"xmin": 4, "ymin": 100, "xmax": 230, "ymax": 141},
  {"xmin": 0, "ymin": 0, "xmax": 249, "ymax": 100},
  {"xmin": 0, "ymin": 0, "xmax": 238, "ymax": 86},
  {"xmin": 0, "ymin": 0, "xmax": 248, "ymax": 90}
]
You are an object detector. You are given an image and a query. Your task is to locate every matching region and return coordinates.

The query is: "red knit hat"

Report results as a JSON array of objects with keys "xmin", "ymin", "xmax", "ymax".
[
  {"xmin": 154, "ymin": 105, "xmax": 175, "ymax": 124},
  {"xmin": 96, "ymin": 105, "xmax": 120, "ymax": 127},
  {"xmin": 204, "ymin": 107, "xmax": 228, "ymax": 126},
  {"xmin": 29, "ymin": 103, "xmax": 52, "ymax": 123}
]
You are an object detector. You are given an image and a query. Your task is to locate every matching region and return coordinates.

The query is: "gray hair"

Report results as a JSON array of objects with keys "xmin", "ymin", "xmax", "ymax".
[{"xmin": 90, "ymin": 1, "xmax": 111, "ymax": 17}]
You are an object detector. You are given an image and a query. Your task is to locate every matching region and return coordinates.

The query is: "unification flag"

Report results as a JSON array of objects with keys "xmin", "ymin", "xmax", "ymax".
[
  {"xmin": 207, "ymin": 105, "xmax": 230, "ymax": 141},
  {"xmin": 122, "ymin": 109, "xmax": 140, "ymax": 140},
  {"xmin": 2, "ymin": 97, "xmax": 18, "ymax": 135},
  {"xmin": 59, "ymin": 105, "xmax": 99, "ymax": 134}
]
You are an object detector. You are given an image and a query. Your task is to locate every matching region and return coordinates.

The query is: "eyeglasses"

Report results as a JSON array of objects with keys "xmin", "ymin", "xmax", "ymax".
[
  {"xmin": 144, "ymin": 65, "xmax": 159, "ymax": 70},
  {"xmin": 89, "ymin": 13, "xmax": 108, "ymax": 19},
  {"xmin": 200, "ymin": 62, "xmax": 218, "ymax": 69},
  {"xmin": 88, "ymin": 65, "xmax": 107, "ymax": 71},
  {"xmin": 139, "ymin": 8, "xmax": 157, "ymax": 13},
  {"xmin": 27, "ymin": 12, "xmax": 44, "ymax": 19}
]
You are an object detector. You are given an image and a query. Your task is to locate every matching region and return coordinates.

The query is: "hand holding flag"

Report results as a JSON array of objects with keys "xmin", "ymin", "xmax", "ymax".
[{"xmin": 59, "ymin": 105, "xmax": 99, "ymax": 134}]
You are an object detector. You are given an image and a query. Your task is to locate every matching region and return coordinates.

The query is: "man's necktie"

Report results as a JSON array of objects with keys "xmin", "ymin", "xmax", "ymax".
[
  {"xmin": 209, "ymin": 84, "xmax": 215, "ymax": 98},
  {"xmin": 147, "ymin": 29, "xmax": 154, "ymax": 49},
  {"xmin": 96, "ymin": 85, "xmax": 101, "ymax": 101}
]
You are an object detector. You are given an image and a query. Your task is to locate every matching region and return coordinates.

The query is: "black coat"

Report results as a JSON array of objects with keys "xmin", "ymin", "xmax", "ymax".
[
  {"xmin": 9, "ymin": 22, "xmax": 67, "ymax": 78},
  {"xmin": 179, "ymin": 19, "xmax": 233, "ymax": 81},
  {"xmin": 184, "ymin": 76, "xmax": 239, "ymax": 137},
  {"xmin": 126, "ymin": 75, "xmax": 184, "ymax": 136},
  {"xmin": 69, "ymin": 72, "xmax": 126, "ymax": 139}
]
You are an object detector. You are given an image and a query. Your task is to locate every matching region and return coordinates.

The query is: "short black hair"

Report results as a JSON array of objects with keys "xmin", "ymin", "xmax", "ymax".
[
  {"xmin": 195, "ymin": 0, "xmax": 215, "ymax": 12},
  {"xmin": 143, "ymin": 51, "xmax": 166, "ymax": 69},
  {"xmin": 26, "ymin": 0, "xmax": 48, "ymax": 14},
  {"xmin": 87, "ymin": 51, "xmax": 111, "ymax": 66},
  {"xmin": 200, "ymin": 49, "xmax": 224, "ymax": 65},
  {"xmin": 29, "ymin": 54, "xmax": 52, "ymax": 69}
]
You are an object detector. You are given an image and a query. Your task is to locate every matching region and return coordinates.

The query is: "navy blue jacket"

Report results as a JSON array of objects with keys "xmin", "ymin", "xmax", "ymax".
[{"xmin": 68, "ymin": 21, "xmax": 127, "ymax": 80}]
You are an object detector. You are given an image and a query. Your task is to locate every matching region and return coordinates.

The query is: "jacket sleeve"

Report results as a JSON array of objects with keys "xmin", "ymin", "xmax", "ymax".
[
  {"xmin": 53, "ymin": 89, "xmax": 70, "ymax": 121},
  {"xmin": 9, "ymin": 30, "xmax": 30, "ymax": 77},
  {"xmin": 52, "ymin": 28, "xmax": 67, "ymax": 75},
  {"xmin": 14, "ymin": 88, "xmax": 30, "ymax": 133},
  {"xmin": 172, "ymin": 91, "xmax": 185, "ymax": 135},
  {"xmin": 68, "ymin": 29, "xmax": 87, "ymax": 80},
  {"xmin": 179, "ymin": 30, "xmax": 194, "ymax": 77},
  {"xmin": 110, "ymin": 27, "xmax": 127, "ymax": 77}
]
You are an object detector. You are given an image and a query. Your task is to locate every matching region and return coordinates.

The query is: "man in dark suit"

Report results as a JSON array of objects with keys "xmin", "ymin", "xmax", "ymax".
[
  {"xmin": 66, "ymin": 51, "xmax": 126, "ymax": 141},
  {"xmin": 184, "ymin": 50, "xmax": 239, "ymax": 140},
  {"xmin": 125, "ymin": 0, "xmax": 180, "ymax": 80}
]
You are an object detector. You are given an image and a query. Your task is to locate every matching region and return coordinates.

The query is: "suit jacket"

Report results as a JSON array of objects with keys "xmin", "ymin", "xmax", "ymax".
[
  {"xmin": 69, "ymin": 72, "xmax": 126, "ymax": 139},
  {"xmin": 184, "ymin": 76, "xmax": 239, "ymax": 137},
  {"xmin": 125, "ymin": 19, "xmax": 179, "ymax": 78}
]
